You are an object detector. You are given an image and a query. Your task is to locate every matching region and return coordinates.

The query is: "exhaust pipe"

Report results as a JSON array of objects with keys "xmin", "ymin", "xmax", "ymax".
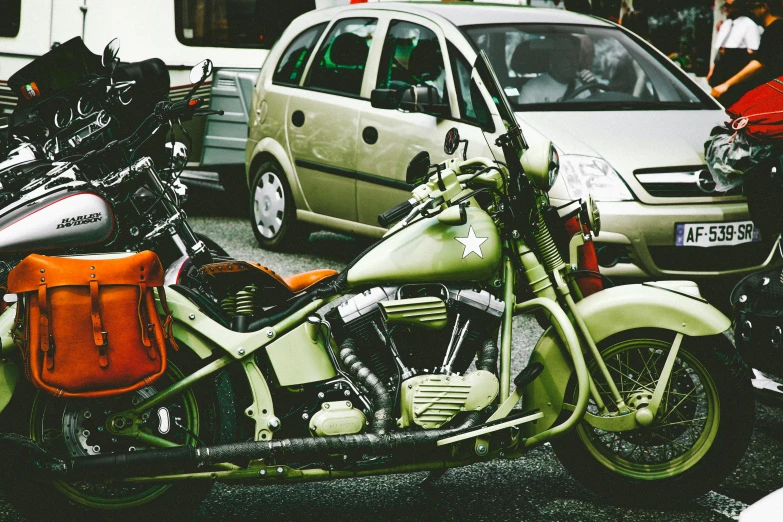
[{"xmin": 12, "ymin": 339, "xmax": 501, "ymax": 481}]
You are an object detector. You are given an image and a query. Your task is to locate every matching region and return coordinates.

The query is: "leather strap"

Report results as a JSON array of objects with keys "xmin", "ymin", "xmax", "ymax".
[
  {"xmin": 38, "ymin": 284, "xmax": 54, "ymax": 371},
  {"xmin": 158, "ymin": 287, "xmax": 179, "ymax": 352},
  {"xmin": 138, "ymin": 282, "xmax": 151, "ymax": 348},
  {"xmin": 90, "ymin": 280, "xmax": 108, "ymax": 368}
]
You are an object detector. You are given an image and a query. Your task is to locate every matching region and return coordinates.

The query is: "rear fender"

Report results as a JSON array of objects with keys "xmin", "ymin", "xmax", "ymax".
[{"xmin": 520, "ymin": 282, "xmax": 731, "ymax": 437}]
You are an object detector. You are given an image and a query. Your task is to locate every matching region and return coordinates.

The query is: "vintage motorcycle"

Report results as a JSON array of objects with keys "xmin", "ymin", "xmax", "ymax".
[
  {"xmin": 0, "ymin": 47, "xmax": 225, "ymax": 301},
  {"xmin": 0, "ymin": 52, "xmax": 753, "ymax": 520}
]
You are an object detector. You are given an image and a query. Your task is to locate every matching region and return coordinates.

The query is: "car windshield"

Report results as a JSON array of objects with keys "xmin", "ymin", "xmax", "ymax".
[{"xmin": 463, "ymin": 24, "xmax": 715, "ymax": 111}]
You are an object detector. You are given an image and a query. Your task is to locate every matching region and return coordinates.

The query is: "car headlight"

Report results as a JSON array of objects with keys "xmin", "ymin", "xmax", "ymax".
[{"xmin": 559, "ymin": 155, "xmax": 633, "ymax": 202}]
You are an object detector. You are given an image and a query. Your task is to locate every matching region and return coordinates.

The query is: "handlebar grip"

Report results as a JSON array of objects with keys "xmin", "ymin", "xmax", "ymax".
[{"xmin": 378, "ymin": 199, "xmax": 414, "ymax": 228}]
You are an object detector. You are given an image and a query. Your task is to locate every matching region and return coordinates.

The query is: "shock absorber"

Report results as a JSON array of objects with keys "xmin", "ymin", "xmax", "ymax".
[
  {"xmin": 533, "ymin": 209, "xmax": 565, "ymax": 274},
  {"xmin": 220, "ymin": 296, "xmax": 236, "ymax": 316},
  {"xmin": 235, "ymin": 285, "xmax": 257, "ymax": 316},
  {"xmin": 230, "ymin": 284, "xmax": 257, "ymax": 333}
]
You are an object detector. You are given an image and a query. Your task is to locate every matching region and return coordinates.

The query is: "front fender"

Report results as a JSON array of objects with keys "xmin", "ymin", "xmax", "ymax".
[{"xmin": 520, "ymin": 282, "xmax": 731, "ymax": 436}]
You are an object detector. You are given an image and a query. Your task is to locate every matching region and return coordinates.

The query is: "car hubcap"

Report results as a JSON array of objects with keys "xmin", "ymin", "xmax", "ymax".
[{"xmin": 253, "ymin": 171, "xmax": 285, "ymax": 239}]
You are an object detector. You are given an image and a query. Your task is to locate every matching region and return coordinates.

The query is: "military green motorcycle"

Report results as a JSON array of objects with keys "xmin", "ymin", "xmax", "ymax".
[{"xmin": 0, "ymin": 52, "xmax": 753, "ymax": 520}]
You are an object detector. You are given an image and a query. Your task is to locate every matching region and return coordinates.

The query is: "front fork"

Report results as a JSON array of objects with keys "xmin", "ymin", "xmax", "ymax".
[{"xmin": 505, "ymin": 232, "xmax": 685, "ymax": 439}]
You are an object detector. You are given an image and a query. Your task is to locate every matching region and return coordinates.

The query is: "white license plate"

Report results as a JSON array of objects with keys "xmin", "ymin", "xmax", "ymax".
[{"xmin": 675, "ymin": 221, "xmax": 759, "ymax": 247}]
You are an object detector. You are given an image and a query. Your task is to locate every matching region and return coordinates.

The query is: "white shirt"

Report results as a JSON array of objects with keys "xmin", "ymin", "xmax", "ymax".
[
  {"xmin": 715, "ymin": 16, "xmax": 761, "ymax": 50},
  {"xmin": 518, "ymin": 73, "xmax": 589, "ymax": 104}
]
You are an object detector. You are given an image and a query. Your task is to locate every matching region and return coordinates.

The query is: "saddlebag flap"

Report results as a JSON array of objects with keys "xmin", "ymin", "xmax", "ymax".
[
  {"xmin": 6, "ymin": 251, "xmax": 175, "ymax": 398},
  {"xmin": 731, "ymin": 267, "xmax": 783, "ymax": 375}
]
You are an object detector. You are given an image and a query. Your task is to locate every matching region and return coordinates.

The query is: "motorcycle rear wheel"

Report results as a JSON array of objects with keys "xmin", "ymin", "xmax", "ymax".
[
  {"xmin": 552, "ymin": 328, "xmax": 754, "ymax": 506},
  {"xmin": 1, "ymin": 351, "xmax": 220, "ymax": 521}
]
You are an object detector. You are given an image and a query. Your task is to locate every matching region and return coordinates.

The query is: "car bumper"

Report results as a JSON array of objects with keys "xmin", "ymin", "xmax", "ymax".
[{"xmin": 555, "ymin": 199, "xmax": 781, "ymax": 279}]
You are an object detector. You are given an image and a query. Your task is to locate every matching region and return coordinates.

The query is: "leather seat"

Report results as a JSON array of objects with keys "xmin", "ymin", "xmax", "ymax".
[{"xmin": 200, "ymin": 261, "xmax": 337, "ymax": 305}]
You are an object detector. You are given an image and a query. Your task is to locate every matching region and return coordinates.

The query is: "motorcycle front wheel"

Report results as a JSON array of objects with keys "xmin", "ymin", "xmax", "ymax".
[
  {"xmin": 552, "ymin": 328, "xmax": 754, "ymax": 506},
  {"xmin": 1, "ymin": 350, "xmax": 221, "ymax": 522}
]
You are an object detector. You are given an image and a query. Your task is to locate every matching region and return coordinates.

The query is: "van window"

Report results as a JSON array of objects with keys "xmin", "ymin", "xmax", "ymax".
[
  {"xmin": 448, "ymin": 43, "xmax": 480, "ymax": 125},
  {"xmin": 306, "ymin": 18, "xmax": 377, "ymax": 97},
  {"xmin": 0, "ymin": 0, "xmax": 21, "ymax": 38},
  {"xmin": 273, "ymin": 23, "xmax": 327, "ymax": 86},
  {"xmin": 175, "ymin": 0, "xmax": 315, "ymax": 49}
]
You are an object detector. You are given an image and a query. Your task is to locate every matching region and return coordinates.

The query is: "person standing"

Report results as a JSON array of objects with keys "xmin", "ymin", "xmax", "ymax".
[
  {"xmin": 711, "ymin": 0, "xmax": 783, "ymax": 107},
  {"xmin": 708, "ymin": 0, "xmax": 761, "ymax": 87}
]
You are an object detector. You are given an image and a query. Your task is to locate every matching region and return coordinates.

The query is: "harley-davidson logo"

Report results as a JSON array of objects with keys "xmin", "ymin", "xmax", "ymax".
[{"xmin": 56, "ymin": 212, "xmax": 102, "ymax": 229}]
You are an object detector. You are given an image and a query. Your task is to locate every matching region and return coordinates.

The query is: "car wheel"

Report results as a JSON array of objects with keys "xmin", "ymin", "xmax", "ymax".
[{"xmin": 249, "ymin": 161, "xmax": 306, "ymax": 251}]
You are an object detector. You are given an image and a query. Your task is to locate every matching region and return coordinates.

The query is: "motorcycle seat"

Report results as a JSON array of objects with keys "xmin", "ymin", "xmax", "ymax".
[{"xmin": 200, "ymin": 260, "xmax": 337, "ymax": 305}]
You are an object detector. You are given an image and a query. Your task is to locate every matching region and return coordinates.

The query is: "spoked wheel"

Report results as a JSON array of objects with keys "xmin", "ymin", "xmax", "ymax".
[
  {"xmin": 2, "ymin": 354, "xmax": 220, "ymax": 521},
  {"xmin": 552, "ymin": 329, "xmax": 754, "ymax": 506},
  {"xmin": 249, "ymin": 161, "xmax": 306, "ymax": 251}
]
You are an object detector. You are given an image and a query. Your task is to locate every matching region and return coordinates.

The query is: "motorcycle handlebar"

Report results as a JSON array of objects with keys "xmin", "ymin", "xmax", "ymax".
[{"xmin": 378, "ymin": 198, "xmax": 415, "ymax": 228}]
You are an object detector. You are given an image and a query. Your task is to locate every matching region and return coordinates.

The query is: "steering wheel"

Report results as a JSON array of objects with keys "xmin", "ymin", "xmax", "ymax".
[{"xmin": 561, "ymin": 82, "xmax": 614, "ymax": 101}]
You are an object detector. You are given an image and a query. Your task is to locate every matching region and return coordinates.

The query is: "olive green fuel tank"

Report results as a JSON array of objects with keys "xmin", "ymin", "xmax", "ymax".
[{"xmin": 347, "ymin": 207, "xmax": 502, "ymax": 287}]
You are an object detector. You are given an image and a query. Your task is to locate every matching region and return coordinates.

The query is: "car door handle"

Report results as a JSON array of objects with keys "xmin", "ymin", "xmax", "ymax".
[
  {"xmin": 292, "ymin": 110, "xmax": 305, "ymax": 127},
  {"xmin": 362, "ymin": 126, "xmax": 378, "ymax": 145}
]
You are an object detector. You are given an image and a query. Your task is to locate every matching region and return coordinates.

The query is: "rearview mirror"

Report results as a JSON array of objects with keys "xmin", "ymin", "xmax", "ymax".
[
  {"xmin": 102, "ymin": 38, "xmax": 120, "ymax": 70},
  {"xmin": 190, "ymin": 59, "xmax": 214, "ymax": 85},
  {"xmin": 444, "ymin": 128, "xmax": 460, "ymax": 155},
  {"xmin": 406, "ymin": 151, "xmax": 431, "ymax": 185}
]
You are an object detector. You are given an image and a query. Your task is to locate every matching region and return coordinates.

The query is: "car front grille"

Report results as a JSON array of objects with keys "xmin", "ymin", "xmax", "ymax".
[
  {"xmin": 649, "ymin": 239, "xmax": 777, "ymax": 272},
  {"xmin": 634, "ymin": 166, "xmax": 742, "ymax": 198}
]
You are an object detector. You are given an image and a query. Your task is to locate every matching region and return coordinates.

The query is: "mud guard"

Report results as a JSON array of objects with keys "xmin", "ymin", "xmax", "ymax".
[{"xmin": 520, "ymin": 282, "xmax": 731, "ymax": 437}]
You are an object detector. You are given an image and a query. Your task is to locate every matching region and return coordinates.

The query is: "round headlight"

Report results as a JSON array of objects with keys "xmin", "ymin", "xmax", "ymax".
[{"xmin": 521, "ymin": 139, "xmax": 557, "ymax": 192}]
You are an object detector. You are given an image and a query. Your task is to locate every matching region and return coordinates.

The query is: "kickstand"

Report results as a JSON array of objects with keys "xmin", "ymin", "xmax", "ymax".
[{"xmin": 419, "ymin": 469, "xmax": 447, "ymax": 489}]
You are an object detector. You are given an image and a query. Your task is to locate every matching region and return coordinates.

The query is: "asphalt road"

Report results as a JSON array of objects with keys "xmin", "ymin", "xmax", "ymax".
[{"xmin": 1, "ymin": 195, "xmax": 782, "ymax": 521}]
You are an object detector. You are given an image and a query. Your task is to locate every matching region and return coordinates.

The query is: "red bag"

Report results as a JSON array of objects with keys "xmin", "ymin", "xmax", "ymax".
[{"xmin": 727, "ymin": 77, "xmax": 783, "ymax": 141}]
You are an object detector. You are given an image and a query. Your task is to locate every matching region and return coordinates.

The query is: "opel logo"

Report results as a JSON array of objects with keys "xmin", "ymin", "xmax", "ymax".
[{"xmin": 696, "ymin": 169, "xmax": 716, "ymax": 194}]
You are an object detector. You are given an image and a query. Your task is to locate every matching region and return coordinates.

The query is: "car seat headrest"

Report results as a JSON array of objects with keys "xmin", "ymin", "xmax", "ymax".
[
  {"xmin": 408, "ymin": 39, "xmax": 443, "ymax": 81},
  {"xmin": 329, "ymin": 32, "xmax": 369, "ymax": 67}
]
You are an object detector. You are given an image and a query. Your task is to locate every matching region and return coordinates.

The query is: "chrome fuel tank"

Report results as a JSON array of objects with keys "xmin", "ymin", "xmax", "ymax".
[
  {"xmin": 347, "ymin": 207, "xmax": 501, "ymax": 286},
  {"xmin": 0, "ymin": 185, "xmax": 113, "ymax": 252}
]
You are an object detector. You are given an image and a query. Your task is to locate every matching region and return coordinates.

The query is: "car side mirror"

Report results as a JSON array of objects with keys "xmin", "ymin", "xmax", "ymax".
[
  {"xmin": 371, "ymin": 89, "xmax": 400, "ymax": 110},
  {"xmin": 406, "ymin": 151, "xmax": 431, "ymax": 185},
  {"xmin": 399, "ymin": 85, "xmax": 446, "ymax": 116}
]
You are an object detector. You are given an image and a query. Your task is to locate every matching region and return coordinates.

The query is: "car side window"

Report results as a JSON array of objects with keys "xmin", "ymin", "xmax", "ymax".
[
  {"xmin": 376, "ymin": 20, "xmax": 448, "ymax": 104},
  {"xmin": 448, "ymin": 43, "xmax": 480, "ymax": 125},
  {"xmin": 305, "ymin": 18, "xmax": 377, "ymax": 96},
  {"xmin": 273, "ymin": 23, "xmax": 328, "ymax": 86}
]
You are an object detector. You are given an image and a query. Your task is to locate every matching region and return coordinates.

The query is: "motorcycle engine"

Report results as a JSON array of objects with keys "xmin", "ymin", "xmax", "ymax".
[{"xmin": 327, "ymin": 284, "xmax": 503, "ymax": 430}]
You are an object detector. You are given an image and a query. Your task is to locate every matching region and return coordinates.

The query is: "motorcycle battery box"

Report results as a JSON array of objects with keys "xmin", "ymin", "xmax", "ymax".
[{"xmin": 7, "ymin": 251, "xmax": 174, "ymax": 398}]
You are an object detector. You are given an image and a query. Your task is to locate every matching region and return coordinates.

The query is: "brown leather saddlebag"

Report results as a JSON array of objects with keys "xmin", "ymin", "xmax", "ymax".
[{"xmin": 7, "ymin": 251, "xmax": 174, "ymax": 398}]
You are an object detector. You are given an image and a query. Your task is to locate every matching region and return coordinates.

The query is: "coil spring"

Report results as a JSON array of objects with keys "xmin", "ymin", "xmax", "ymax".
[
  {"xmin": 235, "ymin": 285, "xmax": 257, "ymax": 316},
  {"xmin": 533, "ymin": 210, "xmax": 565, "ymax": 274},
  {"xmin": 221, "ymin": 296, "xmax": 236, "ymax": 317}
]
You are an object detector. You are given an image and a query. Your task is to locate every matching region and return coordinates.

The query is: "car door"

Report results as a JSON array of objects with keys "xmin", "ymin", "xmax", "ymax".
[
  {"xmin": 286, "ymin": 17, "xmax": 378, "ymax": 222},
  {"xmin": 354, "ymin": 17, "xmax": 493, "ymax": 227}
]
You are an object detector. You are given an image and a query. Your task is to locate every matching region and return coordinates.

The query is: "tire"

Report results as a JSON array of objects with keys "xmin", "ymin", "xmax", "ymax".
[
  {"xmin": 249, "ymin": 161, "xmax": 307, "ymax": 251},
  {"xmin": 552, "ymin": 328, "xmax": 754, "ymax": 506},
  {"xmin": 0, "ymin": 349, "xmax": 223, "ymax": 522}
]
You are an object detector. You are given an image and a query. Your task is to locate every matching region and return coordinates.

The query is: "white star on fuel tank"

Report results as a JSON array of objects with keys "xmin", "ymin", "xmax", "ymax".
[{"xmin": 455, "ymin": 226, "xmax": 488, "ymax": 259}]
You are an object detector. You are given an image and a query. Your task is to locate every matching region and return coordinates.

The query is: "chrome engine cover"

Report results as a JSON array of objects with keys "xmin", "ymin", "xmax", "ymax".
[{"xmin": 398, "ymin": 370, "xmax": 499, "ymax": 429}]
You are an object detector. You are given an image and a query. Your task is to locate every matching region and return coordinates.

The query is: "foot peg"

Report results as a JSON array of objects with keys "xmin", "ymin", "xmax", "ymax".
[{"xmin": 514, "ymin": 362, "xmax": 544, "ymax": 390}]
